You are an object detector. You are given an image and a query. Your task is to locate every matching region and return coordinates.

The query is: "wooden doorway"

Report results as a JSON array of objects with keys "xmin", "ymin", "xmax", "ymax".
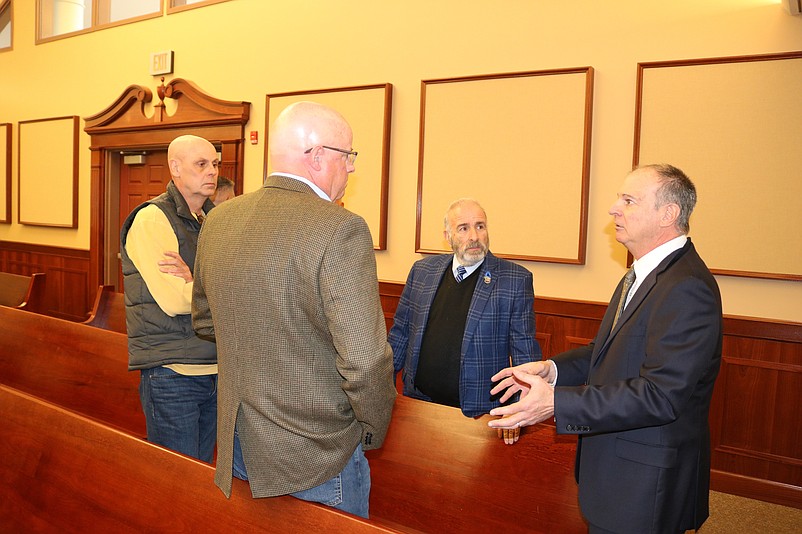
[
  {"xmin": 84, "ymin": 79, "xmax": 250, "ymax": 298},
  {"xmin": 113, "ymin": 150, "xmax": 171, "ymax": 289}
]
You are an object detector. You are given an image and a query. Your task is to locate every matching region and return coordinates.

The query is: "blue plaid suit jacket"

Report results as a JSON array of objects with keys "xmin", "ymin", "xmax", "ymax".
[{"xmin": 388, "ymin": 251, "xmax": 541, "ymax": 417}]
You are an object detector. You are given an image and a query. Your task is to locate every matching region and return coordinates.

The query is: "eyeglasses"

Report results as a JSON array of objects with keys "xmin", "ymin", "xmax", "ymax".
[{"xmin": 304, "ymin": 145, "xmax": 358, "ymax": 165}]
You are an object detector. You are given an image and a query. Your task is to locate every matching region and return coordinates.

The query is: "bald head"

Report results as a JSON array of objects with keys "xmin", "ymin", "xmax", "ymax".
[
  {"xmin": 270, "ymin": 102, "xmax": 352, "ymax": 173},
  {"xmin": 269, "ymin": 101, "xmax": 355, "ymax": 201},
  {"xmin": 167, "ymin": 134, "xmax": 219, "ymax": 212},
  {"xmin": 168, "ymin": 135, "xmax": 215, "ymax": 170}
]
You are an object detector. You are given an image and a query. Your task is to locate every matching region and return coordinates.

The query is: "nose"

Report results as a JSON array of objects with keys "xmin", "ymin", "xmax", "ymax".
[{"xmin": 609, "ymin": 199, "xmax": 622, "ymax": 217}]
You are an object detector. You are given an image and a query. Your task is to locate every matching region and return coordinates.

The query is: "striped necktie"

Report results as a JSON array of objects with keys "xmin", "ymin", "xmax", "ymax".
[
  {"xmin": 611, "ymin": 268, "xmax": 635, "ymax": 329},
  {"xmin": 455, "ymin": 265, "xmax": 467, "ymax": 283}
]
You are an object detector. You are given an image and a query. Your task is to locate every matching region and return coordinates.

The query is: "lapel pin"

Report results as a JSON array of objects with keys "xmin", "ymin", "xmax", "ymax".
[{"xmin": 483, "ymin": 271, "xmax": 491, "ymax": 284}]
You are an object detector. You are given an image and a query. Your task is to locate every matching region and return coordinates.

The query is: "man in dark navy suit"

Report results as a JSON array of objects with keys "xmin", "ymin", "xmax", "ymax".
[{"xmin": 489, "ymin": 164, "xmax": 722, "ymax": 533}]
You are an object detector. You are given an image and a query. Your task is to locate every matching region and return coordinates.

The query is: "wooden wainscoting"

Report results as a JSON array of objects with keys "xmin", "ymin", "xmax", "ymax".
[
  {"xmin": 0, "ymin": 241, "xmax": 91, "ymax": 321},
  {"xmin": 710, "ymin": 317, "xmax": 802, "ymax": 509},
  {"xmin": 378, "ymin": 281, "xmax": 802, "ymax": 509}
]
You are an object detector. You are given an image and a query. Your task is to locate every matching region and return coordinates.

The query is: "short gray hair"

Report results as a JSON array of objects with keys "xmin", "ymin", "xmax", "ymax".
[
  {"xmin": 640, "ymin": 164, "xmax": 697, "ymax": 234},
  {"xmin": 443, "ymin": 198, "xmax": 486, "ymax": 234}
]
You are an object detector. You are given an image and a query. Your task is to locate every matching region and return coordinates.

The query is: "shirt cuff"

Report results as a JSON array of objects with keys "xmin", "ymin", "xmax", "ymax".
[{"xmin": 547, "ymin": 359, "xmax": 558, "ymax": 387}]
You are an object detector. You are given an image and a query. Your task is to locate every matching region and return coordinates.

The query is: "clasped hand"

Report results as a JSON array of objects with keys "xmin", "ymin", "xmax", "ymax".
[
  {"xmin": 487, "ymin": 361, "xmax": 556, "ymax": 432},
  {"xmin": 158, "ymin": 251, "xmax": 193, "ymax": 282}
]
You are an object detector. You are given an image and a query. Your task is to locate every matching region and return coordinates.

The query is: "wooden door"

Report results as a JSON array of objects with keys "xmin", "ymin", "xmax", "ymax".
[{"xmin": 117, "ymin": 150, "xmax": 172, "ymax": 290}]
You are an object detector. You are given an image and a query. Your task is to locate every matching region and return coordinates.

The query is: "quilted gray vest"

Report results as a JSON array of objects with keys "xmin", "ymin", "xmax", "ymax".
[{"xmin": 120, "ymin": 181, "xmax": 216, "ymax": 371}]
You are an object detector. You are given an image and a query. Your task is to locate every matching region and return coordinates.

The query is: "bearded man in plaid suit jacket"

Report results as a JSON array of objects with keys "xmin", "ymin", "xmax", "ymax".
[{"xmin": 388, "ymin": 199, "xmax": 541, "ymax": 444}]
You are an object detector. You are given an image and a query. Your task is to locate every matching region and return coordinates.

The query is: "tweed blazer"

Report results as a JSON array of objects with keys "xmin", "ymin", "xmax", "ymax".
[
  {"xmin": 388, "ymin": 252, "xmax": 540, "ymax": 417},
  {"xmin": 553, "ymin": 240, "xmax": 722, "ymax": 533},
  {"xmin": 193, "ymin": 174, "xmax": 396, "ymax": 499}
]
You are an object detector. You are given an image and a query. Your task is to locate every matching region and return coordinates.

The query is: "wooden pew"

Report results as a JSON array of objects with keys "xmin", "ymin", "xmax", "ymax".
[
  {"xmin": 0, "ymin": 385, "xmax": 400, "ymax": 533},
  {"xmin": 0, "ymin": 304, "xmax": 586, "ymax": 532},
  {"xmin": 366, "ymin": 398, "xmax": 585, "ymax": 533},
  {"xmin": 0, "ymin": 271, "xmax": 46, "ymax": 313},
  {"xmin": 0, "ymin": 304, "xmax": 144, "ymax": 438},
  {"xmin": 83, "ymin": 284, "xmax": 127, "ymax": 333}
]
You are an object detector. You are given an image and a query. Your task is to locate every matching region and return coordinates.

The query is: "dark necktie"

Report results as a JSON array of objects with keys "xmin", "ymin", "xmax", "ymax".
[
  {"xmin": 196, "ymin": 212, "xmax": 205, "ymax": 225},
  {"xmin": 455, "ymin": 265, "xmax": 467, "ymax": 283},
  {"xmin": 611, "ymin": 268, "xmax": 635, "ymax": 329}
]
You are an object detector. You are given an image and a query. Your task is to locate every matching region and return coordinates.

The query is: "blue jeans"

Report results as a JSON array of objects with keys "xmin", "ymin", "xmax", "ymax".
[
  {"xmin": 233, "ymin": 430, "xmax": 371, "ymax": 518},
  {"xmin": 139, "ymin": 366, "xmax": 217, "ymax": 463}
]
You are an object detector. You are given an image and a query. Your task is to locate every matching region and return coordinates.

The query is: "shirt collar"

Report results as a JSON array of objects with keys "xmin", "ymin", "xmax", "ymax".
[
  {"xmin": 271, "ymin": 172, "xmax": 331, "ymax": 201},
  {"xmin": 452, "ymin": 256, "xmax": 484, "ymax": 279},
  {"xmin": 631, "ymin": 235, "xmax": 687, "ymax": 285}
]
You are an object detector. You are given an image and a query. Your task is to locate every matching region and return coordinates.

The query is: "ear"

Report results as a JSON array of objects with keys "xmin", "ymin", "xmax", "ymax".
[
  {"xmin": 306, "ymin": 146, "xmax": 323, "ymax": 172},
  {"xmin": 660, "ymin": 202, "xmax": 680, "ymax": 228},
  {"xmin": 169, "ymin": 158, "xmax": 180, "ymax": 177}
]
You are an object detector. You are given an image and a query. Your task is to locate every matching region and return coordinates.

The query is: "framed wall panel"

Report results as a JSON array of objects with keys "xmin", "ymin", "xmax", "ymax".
[
  {"xmin": 0, "ymin": 123, "xmax": 10, "ymax": 224},
  {"xmin": 635, "ymin": 52, "xmax": 802, "ymax": 281},
  {"xmin": 18, "ymin": 116, "xmax": 79, "ymax": 228},
  {"xmin": 417, "ymin": 68, "xmax": 594, "ymax": 264},
  {"xmin": 264, "ymin": 84, "xmax": 393, "ymax": 250}
]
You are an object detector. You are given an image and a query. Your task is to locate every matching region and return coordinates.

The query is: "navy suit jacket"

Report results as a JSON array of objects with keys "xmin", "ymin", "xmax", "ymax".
[
  {"xmin": 389, "ymin": 251, "xmax": 540, "ymax": 417},
  {"xmin": 553, "ymin": 240, "xmax": 722, "ymax": 533}
]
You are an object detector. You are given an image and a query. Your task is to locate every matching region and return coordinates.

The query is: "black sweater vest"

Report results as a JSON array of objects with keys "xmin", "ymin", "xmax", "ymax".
[{"xmin": 414, "ymin": 264, "xmax": 480, "ymax": 407}]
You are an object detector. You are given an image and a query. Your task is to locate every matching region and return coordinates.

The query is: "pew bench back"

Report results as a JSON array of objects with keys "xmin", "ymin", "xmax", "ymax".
[
  {"xmin": 0, "ymin": 271, "xmax": 46, "ymax": 312},
  {"xmin": 0, "ymin": 385, "xmax": 401, "ymax": 534},
  {"xmin": 0, "ymin": 304, "xmax": 144, "ymax": 438},
  {"xmin": 83, "ymin": 284, "xmax": 127, "ymax": 333},
  {"xmin": 366, "ymin": 397, "xmax": 585, "ymax": 533}
]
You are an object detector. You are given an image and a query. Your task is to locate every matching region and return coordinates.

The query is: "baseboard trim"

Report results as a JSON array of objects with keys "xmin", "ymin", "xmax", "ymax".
[{"xmin": 711, "ymin": 470, "xmax": 802, "ymax": 509}]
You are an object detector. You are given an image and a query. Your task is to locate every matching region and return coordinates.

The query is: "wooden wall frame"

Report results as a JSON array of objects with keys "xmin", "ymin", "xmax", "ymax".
[
  {"xmin": 635, "ymin": 51, "xmax": 802, "ymax": 281},
  {"xmin": 18, "ymin": 116, "xmax": 79, "ymax": 228},
  {"xmin": 0, "ymin": 0, "xmax": 11, "ymax": 52},
  {"xmin": 264, "ymin": 84, "xmax": 393, "ymax": 250},
  {"xmin": 83, "ymin": 77, "xmax": 250, "ymax": 300},
  {"xmin": 416, "ymin": 68, "xmax": 594, "ymax": 264},
  {"xmin": 0, "ymin": 123, "xmax": 9, "ymax": 224},
  {"xmin": 167, "ymin": 0, "xmax": 233, "ymax": 14}
]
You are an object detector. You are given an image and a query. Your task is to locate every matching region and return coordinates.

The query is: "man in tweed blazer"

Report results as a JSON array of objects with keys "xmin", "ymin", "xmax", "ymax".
[
  {"xmin": 192, "ymin": 102, "xmax": 395, "ymax": 518},
  {"xmin": 388, "ymin": 199, "xmax": 540, "ymax": 444}
]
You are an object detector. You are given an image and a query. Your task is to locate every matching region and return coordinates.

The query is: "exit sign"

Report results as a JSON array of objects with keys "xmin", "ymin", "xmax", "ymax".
[{"xmin": 149, "ymin": 51, "xmax": 174, "ymax": 76}]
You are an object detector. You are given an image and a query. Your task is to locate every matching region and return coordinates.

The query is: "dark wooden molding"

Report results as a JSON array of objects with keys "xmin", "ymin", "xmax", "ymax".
[
  {"xmin": 416, "ymin": 67, "xmax": 594, "ymax": 264},
  {"xmin": 85, "ymin": 78, "xmax": 250, "ymax": 135},
  {"xmin": 0, "ymin": 240, "xmax": 89, "ymax": 258},
  {"xmin": 0, "ymin": 123, "xmax": 10, "ymax": 224},
  {"xmin": 711, "ymin": 470, "xmax": 802, "ymax": 511},
  {"xmin": 83, "ymin": 84, "xmax": 155, "ymax": 133},
  {"xmin": 0, "ymin": 241, "xmax": 90, "ymax": 321},
  {"xmin": 17, "ymin": 116, "xmax": 79, "ymax": 228},
  {"xmin": 633, "ymin": 51, "xmax": 802, "ymax": 281},
  {"xmin": 265, "ymin": 84, "xmax": 393, "ymax": 250}
]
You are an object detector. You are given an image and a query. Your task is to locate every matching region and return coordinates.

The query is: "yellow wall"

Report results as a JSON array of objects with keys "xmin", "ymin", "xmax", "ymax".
[{"xmin": 1, "ymin": 0, "xmax": 801, "ymax": 321}]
